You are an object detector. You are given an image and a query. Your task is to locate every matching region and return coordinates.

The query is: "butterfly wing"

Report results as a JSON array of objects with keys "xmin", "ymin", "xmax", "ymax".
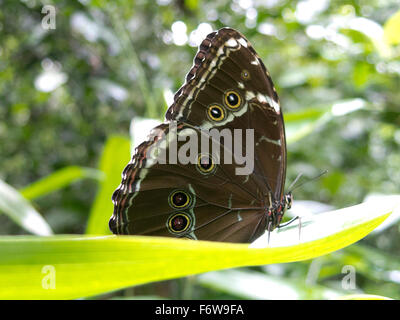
[
  {"xmin": 110, "ymin": 123, "xmax": 266, "ymax": 242},
  {"xmin": 166, "ymin": 27, "xmax": 287, "ymax": 205},
  {"xmin": 110, "ymin": 28, "xmax": 287, "ymax": 243}
]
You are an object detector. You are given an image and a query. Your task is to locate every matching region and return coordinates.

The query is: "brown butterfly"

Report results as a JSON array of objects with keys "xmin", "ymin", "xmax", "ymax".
[{"xmin": 109, "ymin": 28, "xmax": 292, "ymax": 243}]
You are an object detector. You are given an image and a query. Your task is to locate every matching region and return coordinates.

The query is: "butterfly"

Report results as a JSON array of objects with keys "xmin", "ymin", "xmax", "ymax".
[{"xmin": 109, "ymin": 27, "xmax": 293, "ymax": 243}]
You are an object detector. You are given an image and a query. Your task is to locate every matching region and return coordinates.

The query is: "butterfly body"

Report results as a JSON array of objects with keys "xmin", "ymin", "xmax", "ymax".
[{"xmin": 109, "ymin": 28, "xmax": 292, "ymax": 243}]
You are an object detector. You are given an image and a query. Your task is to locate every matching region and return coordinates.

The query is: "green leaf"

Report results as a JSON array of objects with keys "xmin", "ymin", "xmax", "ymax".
[
  {"xmin": 85, "ymin": 135, "xmax": 131, "ymax": 235},
  {"xmin": 352, "ymin": 61, "xmax": 374, "ymax": 88},
  {"xmin": 322, "ymin": 171, "xmax": 345, "ymax": 196},
  {"xmin": 197, "ymin": 269, "xmax": 345, "ymax": 300},
  {"xmin": 284, "ymin": 108, "xmax": 331, "ymax": 144},
  {"xmin": 0, "ymin": 197, "xmax": 396, "ymax": 299},
  {"xmin": 108, "ymin": 295, "xmax": 168, "ymax": 300},
  {"xmin": 184, "ymin": 0, "xmax": 199, "ymax": 11},
  {"xmin": 0, "ymin": 179, "xmax": 53, "ymax": 236},
  {"xmin": 20, "ymin": 166, "xmax": 103, "ymax": 200},
  {"xmin": 285, "ymin": 99, "xmax": 365, "ymax": 144},
  {"xmin": 384, "ymin": 10, "xmax": 400, "ymax": 45},
  {"xmin": 339, "ymin": 294, "xmax": 393, "ymax": 300}
]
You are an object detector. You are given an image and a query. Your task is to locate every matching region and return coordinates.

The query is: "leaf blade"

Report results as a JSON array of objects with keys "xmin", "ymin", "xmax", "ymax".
[
  {"xmin": 20, "ymin": 166, "xmax": 103, "ymax": 200},
  {"xmin": 85, "ymin": 135, "xmax": 131, "ymax": 235},
  {"xmin": 0, "ymin": 179, "xmax": 53, "ymax": 236},
  {"xmin": 0, "ymin": 198, "xmax": 395, "ymax": 299}
]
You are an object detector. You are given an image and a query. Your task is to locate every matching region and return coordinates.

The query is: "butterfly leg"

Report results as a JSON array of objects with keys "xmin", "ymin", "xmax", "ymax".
[
  {"xmin": 267, "ymin": 221, "xmax": 273, "ymax": 245},
  {"xmin": 298, "ymin": 216, "xmax": 301, "ymax": 241},
  {"xmin": 277, "ymin": 215, "xmax": 302, "ymax": 240},
  {"xmin": 277, "ymin": 215, "xmax": 299, "ymax": 228}
]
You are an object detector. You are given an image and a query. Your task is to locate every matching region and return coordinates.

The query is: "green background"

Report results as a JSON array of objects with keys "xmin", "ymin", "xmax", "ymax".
[{"xmin": 0, "ymin": 0, "xmax": 399, "ymax": 299}]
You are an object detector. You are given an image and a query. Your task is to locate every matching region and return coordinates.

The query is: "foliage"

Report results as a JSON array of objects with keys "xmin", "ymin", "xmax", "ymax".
[
  {"xmin": 0, "ymin": 200, "xmax": 392, "ymax": 299},
  {"xmin": 0, "ymin": 0, "xmax": 399, "ymax": 299}
]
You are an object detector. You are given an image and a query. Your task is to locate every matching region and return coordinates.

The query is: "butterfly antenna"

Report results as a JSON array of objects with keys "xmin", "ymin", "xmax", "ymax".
[
  {"xmin": 288, "ymin": 170, "xmax": 328, "ymax": 193},
  {"xmin": 287, "ymin": 172, "xmax": 303, "ymax": 192}
]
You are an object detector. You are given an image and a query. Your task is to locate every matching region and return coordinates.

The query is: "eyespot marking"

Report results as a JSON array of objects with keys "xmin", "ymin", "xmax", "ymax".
[
  {"xmin": 224, "ymin": 90, "xmax": 242, "ymax": 109},
  {"xmin": 197, "ymin": 154, "xmax": 216, "ymax": 175},
  {"xmin": 169, "ymin": 190, "xmax": 193, "ymax": 209},
  {"xmin": 207, "ymin": 104, "xmax": 225, "ymax": 121},
  {"xmin": 241, "ymin": 70, "xmax": 250, "ymax": 80},
  {"xmin": 167, "ymin": 213, "xmax": 191, "ymax": 234}
]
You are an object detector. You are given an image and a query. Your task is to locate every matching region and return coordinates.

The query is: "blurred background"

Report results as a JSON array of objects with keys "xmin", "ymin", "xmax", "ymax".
[{"xmin": 0, "ymin": 0, "xmax": 399, "ymax": 299}]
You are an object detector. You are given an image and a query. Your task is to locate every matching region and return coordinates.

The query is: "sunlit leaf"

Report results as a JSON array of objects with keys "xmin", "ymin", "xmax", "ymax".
[
  {"xmin": 384, "ymin": 10, "xmax": 400, "ymax": 45},
  {"xmin": 346, "ymin": 244, "xmax": 400, "ymax": 283},
  {"xmin": 20, "ymin": 166, "xmax": 103, "ymax": 200},
  {"xmin": 288, "ymin": 200, "xmax": 335, "ymax": 218},
  {"xmin": 365, "ymin": 194, "xmax": 400, "ymax": 233},
  {"xmin": 184, "ymin": 0, "xmax": 199, "ymax": 11},
  {"xmin": 129, "ymin": 117, "xmax": 162, "ymax": 150},
  {"xmin": 284, "ymin": 99, "xmax": 365, "ymax": 144},
  {"xmin": 109, "ymin": 295, "xmax": 168, "ymax": 300},
  {"xmin": 85, "ymin": 136, "xmax": 131, "ymax": 235},
  {"xmin": 284, "ymin": 108, "xmax": 331, "ymax": 144},
  {"xmin": 0, "ymin": 198, "xmax": 395, "ymax": 299},
  {"xmin": 340, "ymin": 17, "xmax": 392, "ymax": 58},
  {"xmin": 197, "ymin": 269, "xmax": 344, "ymax": 300},
  {"xmin": 0, "ymin": 179, "xmax": 53, "ymax": 236},
  {"xmin": 339, "ymin": 294, "xmax": 393, "ymax": 300}
]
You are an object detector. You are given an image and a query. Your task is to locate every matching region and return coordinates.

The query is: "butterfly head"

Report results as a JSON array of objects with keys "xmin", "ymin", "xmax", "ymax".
[{"xmin": 285, "ymin": 192, "xmax": 293, "ymax": 211}]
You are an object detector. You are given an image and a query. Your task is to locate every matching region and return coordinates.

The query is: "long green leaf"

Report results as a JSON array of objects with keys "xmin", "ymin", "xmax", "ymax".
[
  {"xmin": 339, "ymin": 294, "xmax": 393, "ymax": 300},
  {"xmin": 0, "ymin": 179, "xmax": 52, "ymax": 236},
  {"xmin": 0, "ymin": 198, "xmax": 396, "ymax": 299},
  {"xmin": 383, "ymin": 10, "xmax": 400, "ymax": 45},
  {"xmin": 85, "ymin": 135, "xmax": 131, "ymax": 235},
  {"xmin": 197, "ymin": 269, "xmax": 345, "ymax": 300},
  {"xmin": 285, "ymin": 99, "xmax": 365, "ymax": 144},
  {"xmin": 20, "ymin": 166, "xmax": 103, "ymax": 200}
]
